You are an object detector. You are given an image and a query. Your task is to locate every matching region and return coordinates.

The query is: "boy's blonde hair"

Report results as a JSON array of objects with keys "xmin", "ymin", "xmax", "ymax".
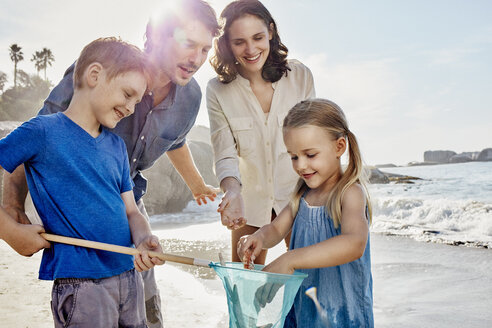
[
  {"xmin": 283, "ymin": 98, "xmax": 372, "ymax": 228},
  {"xmin": 73, "ymin": 37, "xmax": 150, "ymax": 89}
]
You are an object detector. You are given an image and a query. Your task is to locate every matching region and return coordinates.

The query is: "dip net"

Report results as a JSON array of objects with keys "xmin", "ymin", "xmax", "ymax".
[{"xmin": 210, "ymin": 262, "xmax": 308, "ymax": 328}]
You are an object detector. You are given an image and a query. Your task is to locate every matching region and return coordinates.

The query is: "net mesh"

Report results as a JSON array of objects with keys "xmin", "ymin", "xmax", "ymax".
[{"xmin": 210, "ymin": 262, "xmax": 308, "ymax": 328}]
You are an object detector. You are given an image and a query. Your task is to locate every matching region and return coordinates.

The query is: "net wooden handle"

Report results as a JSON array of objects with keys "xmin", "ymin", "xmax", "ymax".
[{"xmin": 40, "ymin": 233, "xmax": 211, "ymax": 267}]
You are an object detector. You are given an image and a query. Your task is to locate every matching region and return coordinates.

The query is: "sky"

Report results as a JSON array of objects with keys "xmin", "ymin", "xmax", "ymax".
[{"xmin": 0, "ymin": 0, "xmax": 491, "ymax": 165}]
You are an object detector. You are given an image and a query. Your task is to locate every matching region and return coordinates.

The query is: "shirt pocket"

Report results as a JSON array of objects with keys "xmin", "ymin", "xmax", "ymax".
[{"xmin": 229, "ymin": 117, "xmax": 255, "ymax": 157}]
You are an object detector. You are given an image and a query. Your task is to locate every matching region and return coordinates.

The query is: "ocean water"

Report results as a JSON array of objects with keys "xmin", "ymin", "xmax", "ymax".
[
  {"xmin": 369, "ymin": 161, "xmax": 492, "ymax": 248},
  {"xmin": 150, "ymin": 161, "xmax": 492, "ymax": 248}
]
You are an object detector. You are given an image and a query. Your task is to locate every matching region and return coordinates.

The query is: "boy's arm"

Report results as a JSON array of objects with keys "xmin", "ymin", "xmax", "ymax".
[
  {"xmin": 166, "ymin": 143, "xmax": 219, "ymax": 205},
  {"xmin": 121, "ymin": 190, "xmax": 164, "ymax": 272},
  {"xmin": 2, "ymin": 165, "xmax": 30, "ymax": 224}
]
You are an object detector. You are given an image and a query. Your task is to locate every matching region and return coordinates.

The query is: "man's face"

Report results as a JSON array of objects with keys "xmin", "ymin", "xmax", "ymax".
[{"xmin": 152, "ymin": 19, "xmax": 213, "ymax": 86}]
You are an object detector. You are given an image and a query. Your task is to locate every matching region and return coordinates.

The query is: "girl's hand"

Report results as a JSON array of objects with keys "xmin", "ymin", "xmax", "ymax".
[
  {"xmin": 262, "ymin": 253, "xmax": 295, "ymax": 275},
  {"xmin": 237, "ymin": 234, "xmax": 262, "ymax": 264},
  {"xmin": 217, "ymin": 190, "xmax": 247, "ymax": 230}
]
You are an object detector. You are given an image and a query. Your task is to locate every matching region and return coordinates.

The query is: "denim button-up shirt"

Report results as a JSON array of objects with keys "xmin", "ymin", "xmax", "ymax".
[{"xmin": 38, "ymin": 64, "xmax": 201, "ymax": 201}]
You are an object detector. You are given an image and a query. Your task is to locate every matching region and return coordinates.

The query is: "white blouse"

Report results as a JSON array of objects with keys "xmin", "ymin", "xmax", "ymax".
[{"xmin": 207, "ymin": 60, "xmax": 315, "ymax": 227}]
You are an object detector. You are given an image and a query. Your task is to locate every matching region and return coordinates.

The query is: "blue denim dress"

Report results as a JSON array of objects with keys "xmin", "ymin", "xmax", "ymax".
[{"xmin": 285, "ymin": 197, "xmax": 374, "ymax": 328}]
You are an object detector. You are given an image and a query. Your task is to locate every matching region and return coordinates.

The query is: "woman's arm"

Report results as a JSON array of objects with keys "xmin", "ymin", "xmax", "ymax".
[{"xmin": 206, "ymin": 82, "xmax": 246, "ymax": 228}]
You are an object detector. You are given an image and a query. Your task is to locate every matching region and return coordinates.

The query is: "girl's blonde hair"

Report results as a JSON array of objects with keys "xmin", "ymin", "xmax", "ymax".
[{"xmin": 283, "ymin": 98, "xmax": 372, "ymax": 228}]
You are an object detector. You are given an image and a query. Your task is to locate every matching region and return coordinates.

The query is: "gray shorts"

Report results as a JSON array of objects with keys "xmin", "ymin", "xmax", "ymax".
[{"xmin": 51, "ymin": 269, "xmax": 147, "ymax": 328}]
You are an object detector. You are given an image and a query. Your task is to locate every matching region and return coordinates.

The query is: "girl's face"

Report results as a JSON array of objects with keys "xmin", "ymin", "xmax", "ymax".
[
  {"xmin": 227, "ymin": 14, "xmax": 272, "ymax": 77},
  {"xmin": 283, "ymin": 125, "xmax": 346, "ymax": 193}
]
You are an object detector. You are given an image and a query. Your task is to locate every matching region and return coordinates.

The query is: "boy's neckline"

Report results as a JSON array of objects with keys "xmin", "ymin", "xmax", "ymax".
[{"xmin": 59, "ymin": 112, "xmax": 105, "ymax": 142}]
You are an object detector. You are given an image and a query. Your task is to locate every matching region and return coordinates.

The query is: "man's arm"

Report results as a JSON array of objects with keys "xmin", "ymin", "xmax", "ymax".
[
  {"xmin": 166, "ymin": 143, "xmax": 219, "ymax": 205},
  {"xmin": 0, "ymin": 165, "xmax": 50, "ymax": 256},
  {"xmin": 2, "ymin": 161, "xmax": 30, "ymax": 225}
]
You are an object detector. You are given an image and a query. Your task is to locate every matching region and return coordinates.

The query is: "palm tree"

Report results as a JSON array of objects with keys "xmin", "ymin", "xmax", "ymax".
[
  {"xmin": 0, "ymin": 71, "xmax": 7, "ymax": 94},
  {"xmin": 40, "ymin": 48, "xmax": 55, "ymax": 80},
  {"xmin": 9, "ymin": 44, "xmax": 24, "ymax": 88},
  {"xmin": 31, "ymin": 51, "xmax": 43, "ymax": 76}
]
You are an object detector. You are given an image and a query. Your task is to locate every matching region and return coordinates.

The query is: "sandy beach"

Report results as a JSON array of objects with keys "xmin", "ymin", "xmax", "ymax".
[{"xmin": 1, "ymin": 221, "xmax": 491, "ymax": 327}]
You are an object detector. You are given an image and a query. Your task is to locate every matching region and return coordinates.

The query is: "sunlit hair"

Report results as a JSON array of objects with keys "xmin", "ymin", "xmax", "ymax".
[
  {"xmin": 144, "ymin": 0, "xmax": 220, "ymax": 54},
  {"xmin": 73, "ymin": 37, "xmax": 150, "ymax": 89},
  {"xmin": 210, "ymin": 0, "xmax": 290, "ymax": 83},
  {"xmin": 283, "ymin": 98, "xmax": 372, "ymax": 228}
]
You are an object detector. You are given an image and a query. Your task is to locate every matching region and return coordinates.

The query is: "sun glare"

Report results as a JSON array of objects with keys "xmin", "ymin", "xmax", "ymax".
[{"xmin": 149, "ymin": 0, "xmax": 188, "ymax": 45}]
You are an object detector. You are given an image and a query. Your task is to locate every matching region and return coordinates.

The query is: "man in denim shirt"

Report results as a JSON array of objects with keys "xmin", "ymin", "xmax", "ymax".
[{"xmin": 1, "ymin": 1, "xmax": 220, "ymax": 327}]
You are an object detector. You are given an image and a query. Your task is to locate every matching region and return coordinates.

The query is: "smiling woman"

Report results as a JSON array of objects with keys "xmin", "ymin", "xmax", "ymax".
[{"xmin": 206, "ymin": 0, "xmax": 315, "ymax": 265}]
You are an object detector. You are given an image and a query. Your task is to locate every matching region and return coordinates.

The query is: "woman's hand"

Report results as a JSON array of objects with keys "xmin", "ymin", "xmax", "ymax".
[{"xmin": 217, "ymin": 190, "xmax": 247, "ymax": 230}]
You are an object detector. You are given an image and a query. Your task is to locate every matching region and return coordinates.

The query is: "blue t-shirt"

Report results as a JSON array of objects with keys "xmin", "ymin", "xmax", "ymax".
[{"xmin": 0, "ymin": 113, "xmax": 134, "ymax": 280}]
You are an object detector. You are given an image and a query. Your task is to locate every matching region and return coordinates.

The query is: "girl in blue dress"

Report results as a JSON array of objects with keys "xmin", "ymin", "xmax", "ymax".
[{"xmin": 238, "ymin": 98, "xmax": 374, "ymax": 327}]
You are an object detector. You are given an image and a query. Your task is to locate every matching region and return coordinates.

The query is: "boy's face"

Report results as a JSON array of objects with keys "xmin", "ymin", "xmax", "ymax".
[
  {"xmin": 151, "ymin": 18, "xmax": 213, "ymax": 86},
  {"xmin": 92, "ymin": 70, "xmax": 147, "ymax": 129}
]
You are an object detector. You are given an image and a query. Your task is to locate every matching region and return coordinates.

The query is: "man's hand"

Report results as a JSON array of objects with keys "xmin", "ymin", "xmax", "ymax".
[
  {"xmin": 218, "ymin": 190, "xmax": 247, "ymax": 230},
  {"xmin": 193, "ymin": 184, "xmax": 221, "ymax": 205},
  {"xmin": 134, "ymin": 235, "xmax": 165, "ymax": 272},
  {"xmin": 2, "ymin": 223, "xmax": 50, "ymax": 257}
]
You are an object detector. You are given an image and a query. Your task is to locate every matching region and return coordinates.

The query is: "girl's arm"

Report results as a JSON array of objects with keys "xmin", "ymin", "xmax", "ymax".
[
  {"xmin": 264, "ymin": 184, "xmax": 369, "ymax": 274},
  {"xmin": 121, "ymin": 190, "xmax": 165, "ymax": 272},
  {"xmin": 238, "ymin": 205, "xmax": 295, "ymax": 262}
]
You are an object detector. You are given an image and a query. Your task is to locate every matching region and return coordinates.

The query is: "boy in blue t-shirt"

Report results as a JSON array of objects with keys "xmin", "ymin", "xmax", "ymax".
[{"xmin": 0, "ymin": 37, "xmax": 164, "ymax": 327}]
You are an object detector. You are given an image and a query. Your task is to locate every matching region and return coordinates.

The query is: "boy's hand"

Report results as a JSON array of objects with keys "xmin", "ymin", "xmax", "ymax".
[
  {"xmin": 3, "ymin": 223, "xmax": 50, "ymax": 257},
  {"xmin": 237, "ymin": 234, "xmax": 262, "ymax": 265},
  {"xmin": 218, "ymin": 190, "xmax": 247, "ymax": 230},
  {"xmin": 134, "ymin": 235, "xmax": 165, "ymax": 272},
  {"xmin": 193, "ymin": 184, "xmax": 220, "ymax": 205}
]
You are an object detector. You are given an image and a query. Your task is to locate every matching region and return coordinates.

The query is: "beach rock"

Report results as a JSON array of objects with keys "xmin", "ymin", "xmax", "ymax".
[
  {"xmin": 408, "ymin": 161, "xmax": 439, "ymax": 166},
  {"xmin": 424, "ymin": 150, "xmax": 456, "ymax": 164},
  {"xmin": 375, "ymin": 163, "xmax": 397, "ymax": 168},
  {"xmin": 366, "ymin": 167, "xmax": 422, "ymax": 184},
  {"xmin": 367, "ymin": 167, "xmax": 390, "ymax": 184},
  {"xmin": 449, "ymin": 154, "xmax": 473, "ymax": 163},
  {"xmin": 460, "ymin": 151, "xmax": 480, "ymax": 161},
  {"xmin": 142, "ymin": 139, "xmax": 218, "ymax": 215},
  {"xmin": 477, "ymin": 148, "xmax": 492, "ymax": 161}
]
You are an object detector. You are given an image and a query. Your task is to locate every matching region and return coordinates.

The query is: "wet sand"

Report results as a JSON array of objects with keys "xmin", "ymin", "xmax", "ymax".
[{"xmin": 0, "ymin": 221, "xmax": 491, "ymax": 327}]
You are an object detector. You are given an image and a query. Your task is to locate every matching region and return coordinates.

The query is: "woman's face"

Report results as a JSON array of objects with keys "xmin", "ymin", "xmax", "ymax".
[{"xmin": 228, "ymin": 14, "xmax": 272, "ymax": 77}]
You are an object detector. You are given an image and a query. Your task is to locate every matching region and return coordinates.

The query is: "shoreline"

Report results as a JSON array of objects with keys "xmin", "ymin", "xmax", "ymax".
[{"xmin": 0, "ymin": 225, "xmax": 491, "ymax": 327}]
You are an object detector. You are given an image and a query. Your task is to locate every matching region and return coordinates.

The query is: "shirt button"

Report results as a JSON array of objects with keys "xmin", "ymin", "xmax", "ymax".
[
  {"xmin": 149, "ymin": 110, "xmax": 153, "ymax": 114},
  {"xmin": 141, "ymin": 136, "xmax": 145, "ymax": 140},
  {"xmin": 264, "ymin": 122, "xmax": 267, "ymax": 126},
  {"xmin": 266, "ymin": 142, "xmax": 270, "ymax": 146},
  {"xmin": 267, "ymin": 160, "xmax": 271, "ymax": 165},
  {"xmin": 268, "ymin": 179, "xmax": 272, "ymax": 183},
  {"xmin": 132, "ymin": 158, "xmax": 137, "ymax": 162}
]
